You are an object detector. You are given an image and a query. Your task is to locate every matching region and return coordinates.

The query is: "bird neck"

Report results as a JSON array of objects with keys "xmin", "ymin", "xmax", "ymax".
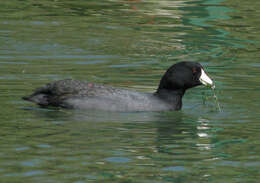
[{"xmin": 154, "ymin": 88, "xmax": 185, "ymax": 110}]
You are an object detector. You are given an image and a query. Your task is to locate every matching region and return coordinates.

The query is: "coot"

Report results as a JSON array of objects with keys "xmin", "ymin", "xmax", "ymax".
[{"xmin": 23, "ymin": 61, "xmax": 214, "ymax": 111}]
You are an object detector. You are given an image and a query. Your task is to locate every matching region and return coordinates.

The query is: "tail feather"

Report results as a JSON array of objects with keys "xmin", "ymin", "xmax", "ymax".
[
  {"xmin": 22, "ymin": 96, "xmax": 31, "ymax": 101},
  {"xmin": 22, "ymin": 80, "xmax": 75, "ymax": 108},
  {"xmin": 22, "ymin": 94, "xmax": 49, "ymax": 106}
]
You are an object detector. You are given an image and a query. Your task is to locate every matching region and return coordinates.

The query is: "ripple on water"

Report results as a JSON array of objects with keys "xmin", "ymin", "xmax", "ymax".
[
  {"xmin": 104, "ymin": 157, "xmax": 131, "ymax": 163},
  {"xmin": 36, "ymin": 144, "xmax": 52, "ymax": 148},
  {"xmin": 74, "ymin": 60, "xmax": 107, "ymax": 65},
  {"xmin": 23, "ymin": 170, "xmax": 45, "ymax": 177},
  {"xmin": 162, "ymin": 166, "xmax": 186, "ymax": 172},
  {"xmin": 15, "ymin": 146, "xmax": 30, "ymax": 151},
  {"xmin": 21, "ymin": 159, "xmax": 42, "ymax": 167}
]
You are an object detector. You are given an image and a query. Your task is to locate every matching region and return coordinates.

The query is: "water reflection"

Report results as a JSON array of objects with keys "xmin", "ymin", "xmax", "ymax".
[
  {"xmin": 155, "ymin": 113, "xmax": 213, "ymax": 155},
  {"xmin": 21, "ymin": 107, "xmax": 216, "ymax": 158},
  {"xmin": 1, "ymin": 0, "xmax": 260, "ymax": 182}
]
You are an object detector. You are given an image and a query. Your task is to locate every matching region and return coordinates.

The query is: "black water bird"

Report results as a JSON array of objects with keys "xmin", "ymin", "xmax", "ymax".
[{"xmin": 23, "ymin": 61, "xmax": 214, "ymax": 111}]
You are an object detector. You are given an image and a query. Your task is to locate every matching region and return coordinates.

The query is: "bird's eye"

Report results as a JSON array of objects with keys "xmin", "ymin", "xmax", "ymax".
[{"xmin": 192, "ymin": 67, "xmax": 197, "ymax": 74}]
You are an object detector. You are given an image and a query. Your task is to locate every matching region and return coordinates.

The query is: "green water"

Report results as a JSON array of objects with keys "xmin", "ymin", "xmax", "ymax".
[{"xmin": 1, "ymin": 0, "xmax": 260, "ymax": 182}]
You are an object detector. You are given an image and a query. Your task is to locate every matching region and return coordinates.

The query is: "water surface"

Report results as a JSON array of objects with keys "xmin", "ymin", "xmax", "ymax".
[{"xmin": 1, "ymin": 0, "xmax": 260, "ymax": 182}]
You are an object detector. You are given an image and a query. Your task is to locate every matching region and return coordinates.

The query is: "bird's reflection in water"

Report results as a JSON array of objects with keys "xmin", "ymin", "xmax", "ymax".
[{"xmin": 155, "ymin": 112, "xmax": 212, "ymax": 155}]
